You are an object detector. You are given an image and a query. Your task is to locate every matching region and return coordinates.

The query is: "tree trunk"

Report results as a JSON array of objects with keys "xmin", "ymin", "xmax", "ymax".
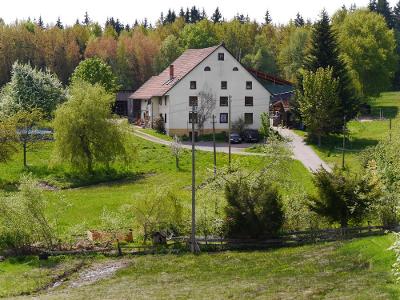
[{"xmin": 317, "ymin": 134, "xmax": 322, "ymax": 147}]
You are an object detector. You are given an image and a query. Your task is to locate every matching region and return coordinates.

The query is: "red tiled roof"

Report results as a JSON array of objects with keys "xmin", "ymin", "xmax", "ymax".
[{"xmin": 130, "ymin": 45, "xmax": 220, "ymax": 100}]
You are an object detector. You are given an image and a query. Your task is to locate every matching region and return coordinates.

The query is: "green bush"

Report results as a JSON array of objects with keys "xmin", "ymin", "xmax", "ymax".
[
  {"xmin": 308, "ymin": 168, "xmax": 372, "ymax": 228},
  {"xmin": 224, "ymin": 175, "xmax": 283, "ymax": 239},
  {"xmin": 0, "ymin": 175, "xmax": 57, "ymax": 254},
  {"xmin": 153, "ymin": 117, "xmax": 165, "ymax": 134}
]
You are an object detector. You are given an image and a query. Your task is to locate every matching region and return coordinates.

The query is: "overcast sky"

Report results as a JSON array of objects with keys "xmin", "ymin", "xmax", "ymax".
[{"xmin": 1, "ymin": 0, "xmax": 398, "ymax": 26}]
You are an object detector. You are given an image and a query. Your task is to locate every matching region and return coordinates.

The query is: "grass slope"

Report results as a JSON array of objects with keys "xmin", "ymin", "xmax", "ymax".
[{"xmin": 11, "ymin": 235, "xmax": 398, "ymax": 299}]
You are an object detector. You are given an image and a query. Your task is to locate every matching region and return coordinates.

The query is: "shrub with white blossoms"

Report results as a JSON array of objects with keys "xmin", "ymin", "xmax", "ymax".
[{"xmin": 390, "ymin": 232, "xmax": 400, "ymax": 282}]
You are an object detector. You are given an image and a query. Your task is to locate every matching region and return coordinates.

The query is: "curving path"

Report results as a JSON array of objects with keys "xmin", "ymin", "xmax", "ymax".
[{"xmin": 274, "ymin": 127, "xmax": 332, "ymax": 172}]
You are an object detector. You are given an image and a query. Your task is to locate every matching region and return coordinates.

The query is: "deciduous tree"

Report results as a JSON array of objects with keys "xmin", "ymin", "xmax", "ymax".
[
  {"xmin": 53, "ymin": 81, "xmax": 133, "ymax": 173},
  {"xmin": 335, "ymin": 10, "xmax": 397, "ymax": 97},
  {"xmin": 71, "ymin": 57, "xmax": 119, "ymax": 93},
  {"xmin": 297, "ymin": 67, "xmax": 339, "ymax": 146}
]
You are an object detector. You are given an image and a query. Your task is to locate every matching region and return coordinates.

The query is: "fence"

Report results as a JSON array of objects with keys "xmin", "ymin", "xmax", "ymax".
[{"xmin": 40, "ymin": 225, "xmax": 395, "ymax": 257}]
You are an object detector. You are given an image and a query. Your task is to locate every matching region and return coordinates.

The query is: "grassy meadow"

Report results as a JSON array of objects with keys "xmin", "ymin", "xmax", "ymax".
[
  {"xmin": 3, "ymin": 235, "xmax": 396, "ymax": 299},
  {"xmin": 0, "ymin": 130, "xmax": 314, "ymax": 233}
]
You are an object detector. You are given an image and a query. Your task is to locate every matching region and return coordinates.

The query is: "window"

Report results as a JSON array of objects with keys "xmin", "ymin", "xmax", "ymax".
[
  {"xmin": 159, "ymin": 113, "xmax": 163, "ymax": 120},
  {"xmin": 244, "ymin": 113, "xmax": 253, "ymax": 124},
  {"xmin": 189, "ymin": 96, "xmax": 198, "ymax": 107},
  {"xmin": 165, "ymin": 96, "xmax": 168, "ymax": 106},
  {"xmin": 221, "ymin": 81, "xmax": 227, "ymax": 90},
  {"xmin": 164, "ymin": 113, "xmax": 167, "ymax": 123},
  {"xmin": 218, "ymin": 53, "xmax": 225, "ymax": 61},
  {"xmin": 245, "ymin": 96, "xmax": 253, "ymax": 107},
  {"xmin": 220, "ymin": 96, "xmax": 228, "ymax": 107},
  {"xmin": 189, "ymin": 112, "xmax": 198, "ymax": 123},
  {"xmin": 233, "ymin": 67, "xmax": 239, "ymax": 71},
  {"xmin": 190, "ymin": 81, "xmax": 197, "ymax": 89},
  {"xmin": 204, "ymin": 66, "xmax": 211, "ymax": 71},
  {"xmin": 220, "ymin": 113, "xmax": 228, "ymax": 123},
  {"xmin": 158, "ymin": 97, "xmax": 162, "ymax": 105},
  {"xmin": 246, "ymin": 81, "xmax": 253, "ymax": 90}
]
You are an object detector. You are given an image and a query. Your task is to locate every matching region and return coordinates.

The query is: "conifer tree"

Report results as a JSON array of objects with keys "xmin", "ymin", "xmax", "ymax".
[
  {"xmin": 294, "ymin": 13, "xmax": 305, "ymax": 27},
  {"xmin": 37, "ymin": 16, "xmax": 44, "ymax": 28},
  {"xmin": 55, "ymin": 17, "xmax": 63, "ymax": 29},
  {"xmin": 393, "ymin": 1, "xmax": 400, "ymax": 29},
  {"xmin": 377, "ymin": 0, "xmax": 394, "ymax": 28},
  {"xmin": 264, "ymin": 10, "xmax": 272, "ymax": 24},
  {"xmin": 211, "ymin": 7, "xmax": 222, "ymax": 23},
  {"xmin": 83, "ymin": 11, "xmax": 90, "ymax": 26},
  {"xmin": 368, "ymin": 0, "xmax": 378, "ymax": 11},
  {"xmin": 179, "ymin": 8, "xmax": 185, "ymax": 18},
  {"xmin": 302, "ymin": 10, "xmax": 359, "ymax": 126}
]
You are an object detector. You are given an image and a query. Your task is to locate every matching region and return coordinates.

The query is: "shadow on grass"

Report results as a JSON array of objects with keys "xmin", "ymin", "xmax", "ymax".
[
  {"xmin": 1, "ymin": 165, "xmax": 146, "ymax": 190},
  {"xmin": 303, "ymin": 133, "xmax": 379, "ymax": 156},
  {"xmin": 369, "ymin": 106, "xmax": 399, "ymax": 119}
]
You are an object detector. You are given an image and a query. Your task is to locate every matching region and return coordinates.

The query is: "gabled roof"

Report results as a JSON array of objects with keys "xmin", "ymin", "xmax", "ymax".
[{"xmin": 130, "ymin": 45, "xmax": 220, "ymax": 100}]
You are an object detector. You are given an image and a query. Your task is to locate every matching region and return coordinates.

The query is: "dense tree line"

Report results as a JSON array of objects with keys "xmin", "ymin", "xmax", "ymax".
[{"xmin": 0, "ymin": 3, "xmax": 397, "ymax": 94}]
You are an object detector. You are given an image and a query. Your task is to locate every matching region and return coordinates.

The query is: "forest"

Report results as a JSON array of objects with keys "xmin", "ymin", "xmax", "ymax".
[{"xmin": 0, "ymin": 0, "xmax": 399, "ymax": 99}]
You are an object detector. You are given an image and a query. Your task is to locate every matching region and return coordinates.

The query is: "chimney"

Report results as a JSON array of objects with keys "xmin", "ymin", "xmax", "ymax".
[{"xmin": 169, "ymin": 65, "xmax": 174, "ymax": 80}]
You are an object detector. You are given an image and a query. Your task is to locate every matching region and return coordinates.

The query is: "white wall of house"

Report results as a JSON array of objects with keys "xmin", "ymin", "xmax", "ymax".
[{"xmin": 142, "ymin": 45, "xmax": 271, "ymax": 135}]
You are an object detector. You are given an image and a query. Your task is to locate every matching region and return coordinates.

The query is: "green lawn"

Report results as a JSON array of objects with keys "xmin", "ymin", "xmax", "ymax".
[
  {"xmin": 0, "ymin": 255, "xmax": 84, "ymax": 298},
  {"xmin": 0, "ymin": 132, "xmax": 314, "ymax": 233},
  {"xmin": 12, "ymin": 235, "xmax": 398, "ymax": 299},
  {"xmin": 295, "ymin": 91, "xmax": 400, "ymax": 171}
]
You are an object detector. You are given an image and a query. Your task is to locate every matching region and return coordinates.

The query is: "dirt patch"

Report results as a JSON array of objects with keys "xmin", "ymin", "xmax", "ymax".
[
  {"xmin": 38, "ymin": 182, "xmax": 60, "ymax": 191},
  {"xmin": 66, "ymin": 259, "xmax": 130, "ymax": 288}
]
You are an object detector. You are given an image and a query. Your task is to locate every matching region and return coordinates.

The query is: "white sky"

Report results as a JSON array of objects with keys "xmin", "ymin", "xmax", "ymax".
[{"xmin": 1, "ymin": 0, "xmax": 398, "ymax": 26}]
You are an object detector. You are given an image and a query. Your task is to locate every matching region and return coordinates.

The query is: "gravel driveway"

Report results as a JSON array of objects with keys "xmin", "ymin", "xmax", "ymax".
[{"xmin": 274, "ymin": 127, "xmax": 332, "ymax": 172}]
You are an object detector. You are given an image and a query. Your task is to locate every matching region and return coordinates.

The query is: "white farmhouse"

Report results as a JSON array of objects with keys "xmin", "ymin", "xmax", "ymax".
[{"xmin": 129, "ymin": 43, "xmax": 292, "ymax": 137}]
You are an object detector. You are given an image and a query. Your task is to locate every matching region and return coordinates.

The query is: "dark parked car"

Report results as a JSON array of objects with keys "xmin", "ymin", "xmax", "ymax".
[
  {"xmin": 241, "ymin": 129, "xmax": 260, "ymax": 143},
  {"xmin": 229, "ymin": 133, "xmax": 242, "ymax": 144}
]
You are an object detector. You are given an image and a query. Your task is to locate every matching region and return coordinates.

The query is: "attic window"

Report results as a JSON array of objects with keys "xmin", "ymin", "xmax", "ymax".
[
  {"xmin": 218, "ymin": 53, "xmax": 224, "ymax": 61},
  {"xmin": 204, "ymin": 66, "xmax": 211, "ymax": 71},
  {"xmin": 233, "ymin": 67, "xmax": 239, "ymax": 71}
]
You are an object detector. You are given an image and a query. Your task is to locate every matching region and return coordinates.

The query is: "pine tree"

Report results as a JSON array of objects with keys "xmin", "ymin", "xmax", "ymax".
[
  {"xmin": 165, "ymin": 9, "xmax": 176, "ymax": 24},
  {"xmin": 83, "ymin": 11, "xmax": 90, "ymax": 25},
  {"xmin": 55, "ymin": 17, "xmax": 63, "ymax": 29},
  {"xmin": 75, "ymin": 19, "xmax": 80, "ymax": 25},
  {"xmin": 376, "ymin": 0, "xmax": 394, "ymax": 28},
  {"xmin": 185, "ymin": 8, "xmax": 190, "ymax": 23},
  {"xmin": 264, "ymin": 10, "xmax": 272, "ymax": 24},
  {"xmin": 159, "ymin": 12, "xmax": 164, "ymax": 25},
  {"xmin": 200, "ymin": 8, "xmax": 207, "ymax": 20},
  {"xmin": 37, "ymin": 16, "xmax": 44, "ymax": 28},
  {"xmin": 302, "ymin": 10, "xmax": 359, "ymax": 125},
  {"xmin": 294, "ymin": 13, "xmax": 305, "ymax": 27},
  {"xmin": 394, "ymin": 1, "xmax": 400, "ymax": 29},
  {"xmin": 368, "ymin": 0, "xmax": 377, "ymax": 11},
  {"xmin": 211, "ymin": 7, "xmax": 222, "ymax": 23},
  {"xmin": 143, "ymin": 18, "xmax": 148, "ymax": 28},
  {"xmin": 179, "ymin": 8, "xmax": 185, "ymax": 18},
  {"xmin": 190, "ymin": 6, "xmax": 200, "ymax": 23}
]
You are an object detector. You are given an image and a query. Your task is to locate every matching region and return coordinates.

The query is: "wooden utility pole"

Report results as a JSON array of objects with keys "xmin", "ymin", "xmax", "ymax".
[
  {"xmin": 342, "ymin": 115, "xmax": 346, "ymax": 170},
  {"xmin": 228, "ymin": 95, "xmax": 232, "ymax": 169},
  {"xmin": 190, "ymin": 106, "xmax": 199, "ymax": 253},
  {"xmin": 212, "ymin": 114, "xmax": 217, "ymax": 178}
]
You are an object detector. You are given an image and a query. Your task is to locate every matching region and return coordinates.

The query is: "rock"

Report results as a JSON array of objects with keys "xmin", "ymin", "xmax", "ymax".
[{"xmin": 0, "ymin": 256, "xmax": 5, "ymax": 262}]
